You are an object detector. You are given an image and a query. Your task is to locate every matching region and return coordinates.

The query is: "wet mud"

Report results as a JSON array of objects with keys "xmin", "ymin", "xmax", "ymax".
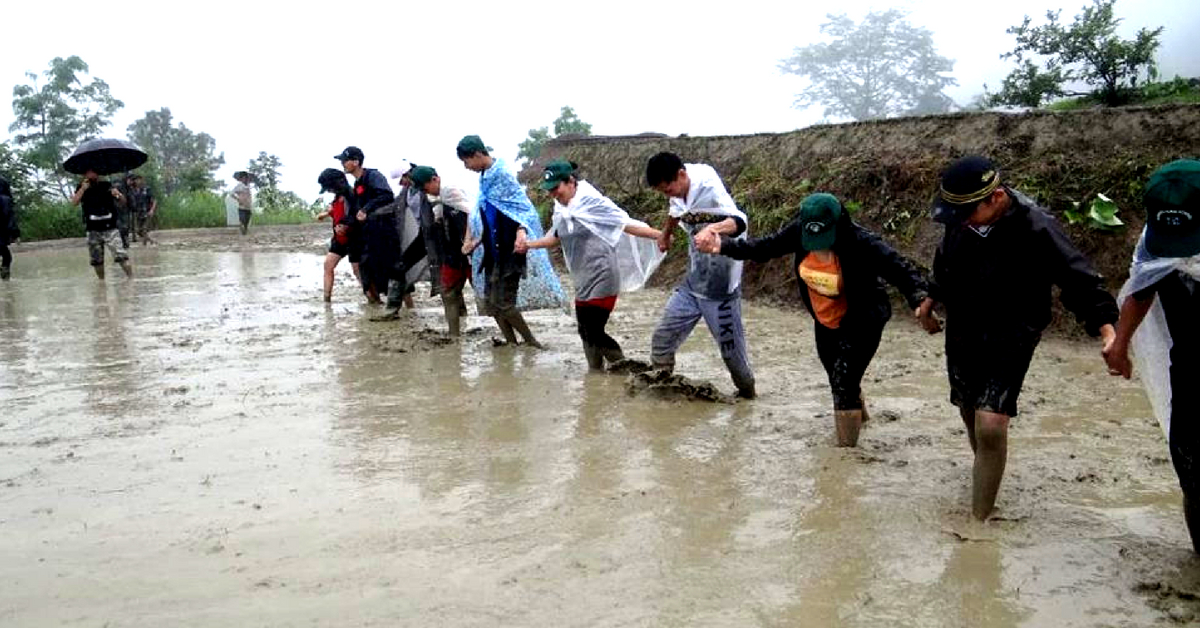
[{"xmin": 1, "ymin": 225, "xmax": 1198, "ymax": 627}]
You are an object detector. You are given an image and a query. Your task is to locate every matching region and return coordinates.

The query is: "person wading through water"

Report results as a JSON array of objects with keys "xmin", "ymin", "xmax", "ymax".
[
  {"xmin": 410, "ymin": 165, "xmax": 474, "ymax": 337},
  {"xmin": 1105, "ymin": 159, "xmax": 1200, "ymax": 553},
  {"xmin": 699, "ymin": 192, "xmax": 930, "ymax": 446},
  {"xmin": 315, "ymin": 168, "xmax": 364, "ymax": 302},
  {"xmin": 518, "ymin": 160, "xmax": 663, "ymax": 371},
  {"xmin": 335, "ymin": 146, "xmax": 395, "ymax": 305},
  {"xmin": 916, "ymin": 155, "xmax": 1118, "ymax": 521}
]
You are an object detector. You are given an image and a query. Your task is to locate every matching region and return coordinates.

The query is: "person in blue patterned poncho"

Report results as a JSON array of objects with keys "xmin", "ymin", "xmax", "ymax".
[{"xmin": 457, "ymin": 135, "xmax": 567, "ymax": 348}]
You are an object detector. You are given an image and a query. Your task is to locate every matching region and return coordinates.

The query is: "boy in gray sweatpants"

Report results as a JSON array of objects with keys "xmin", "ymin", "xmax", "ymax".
[{"xmin": 646, "ymin": 152, "xmax": 755, "ymax": 398}]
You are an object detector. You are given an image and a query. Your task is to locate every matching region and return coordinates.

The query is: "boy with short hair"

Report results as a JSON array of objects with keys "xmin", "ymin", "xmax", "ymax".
[
  {"xmin": 411, "ymin": 165, "xmax": 473, "ymax": 336},
  {"xmin": 645, "ymin": 152, "xmax": 755, "ymax": 399}
]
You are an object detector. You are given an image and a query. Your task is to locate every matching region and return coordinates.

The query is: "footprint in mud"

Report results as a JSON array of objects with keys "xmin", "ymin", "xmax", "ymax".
[
  {"xmin": 626, "ymin": 368, "xmax": 735, "ymax": 404},
  {"xmin": 1135, "ymin": 581, "xmax": 1200, "ymax": 624}
]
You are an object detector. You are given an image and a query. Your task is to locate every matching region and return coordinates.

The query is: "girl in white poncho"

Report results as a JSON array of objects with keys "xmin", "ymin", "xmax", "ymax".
[
  {"xmin": 1104, "ymin": 159, "xmax": 1200, "ymax": 553},
  {"xmin": 519, "ymin": 160, "xmax": 664, "ymax": 371}
]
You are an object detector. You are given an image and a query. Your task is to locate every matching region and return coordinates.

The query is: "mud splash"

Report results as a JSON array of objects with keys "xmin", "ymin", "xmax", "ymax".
[{"xmin": 0, "ymin": 228, "xmax": 1197, "ymax": 627}]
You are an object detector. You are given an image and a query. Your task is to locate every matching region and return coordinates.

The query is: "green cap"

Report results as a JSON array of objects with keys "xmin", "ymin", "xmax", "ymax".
[
  {"xmin": 1145, "ymin": 159, "xmax": 1200, "ymax": 258},
  {"xmin": 410, "ymin": 165, "xmax": 437, "ymax": 188},
  {"xmin": 799, "ymin": 193, "xmax": 842, "ymax": 251},
  {"xmin": 540, "ymin": 159, "xmax": 576, "ymax": 190},
  {"xmin": 456, "ymin": 135, "xmax": 491, "ymax": 157}
]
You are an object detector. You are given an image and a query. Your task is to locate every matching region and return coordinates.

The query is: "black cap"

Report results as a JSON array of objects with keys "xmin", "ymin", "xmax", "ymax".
[
  {"xmin": 334, "ymin": 146, "xmax": 364, "ymax": 163},
  {"xmin": 933, "ymin": 156, "xmax": 1001, "ymax": 224}
]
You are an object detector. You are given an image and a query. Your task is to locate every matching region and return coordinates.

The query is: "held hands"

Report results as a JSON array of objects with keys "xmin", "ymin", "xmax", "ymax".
[
  {"xmin": 1099, "ymin": 325, "xmax": 1131, "ymax": 378},
  {"xmin": 462, "ymin": 237, "xmax": 479, "ymax": 255},
  {"xmin": 110, "ymin": 188, "xmax": 122, "ymax": 199},
  {"xmin": 694, "ymin": 227, "xmax": 721, "ymax": 254},
  {"xmin": 334, "ymin": 224, "xmax": 348, "ymax": 237},
  {"xmin": 514, "ymin": 229, "xmax": 528, "ymax": 254},
  {"xmin": 915, "ymin": 297, "xmax": 943, "ymax": 334},
  {"xmin": 356, "ymin": 210, "xmax": 367, "ymax": 222},
  {"xmin": 656, "ymin": 230, "xmax": 673, "ymax": 253}
]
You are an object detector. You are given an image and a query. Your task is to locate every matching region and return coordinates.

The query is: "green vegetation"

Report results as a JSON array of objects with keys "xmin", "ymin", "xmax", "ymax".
[
  {"xmin": 989, "ymin": 0, "xmax": 1162, "ymax": 108},
  {"xmin": 1047, "ymin": 77, "xmax": 1200, "ymax": 110},
  {"xmin": 14, "ymin": 190, "xmax": 312, "ymax": 242},
  {"xmin": 517, "ymin": 106, "xmax": 593, "ymax": 167}
]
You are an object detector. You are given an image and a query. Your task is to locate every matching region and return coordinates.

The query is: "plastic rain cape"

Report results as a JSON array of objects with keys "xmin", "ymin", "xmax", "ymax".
[
  {"xmin": 468, "ymin": 159, "xmax": 568, "ymax": 312},
  {"xmin": 1117, "ymin": 229, "xmax": 1200, "ymax": 437},
  {"xmin": 552, "ymin": 180, "xmax": 664, "ymax": 293}
]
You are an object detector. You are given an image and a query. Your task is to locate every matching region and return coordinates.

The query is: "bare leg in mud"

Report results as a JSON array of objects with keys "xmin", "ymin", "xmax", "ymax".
[
  {"xmin": 322, "ymin": 253, "xmax": 343, "ymax": 302},
  {"xmin": 965, "ymin": 408, "xmax": 1009, "ymax": 520},
  {"xmin": 835, "ymin": 410, "xmax": 864, "ymax": 447}
]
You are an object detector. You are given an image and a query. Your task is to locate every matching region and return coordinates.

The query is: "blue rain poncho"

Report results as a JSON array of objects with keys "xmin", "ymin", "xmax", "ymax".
[{"xmin": 468, "ymin": 159, "xmax": 567, "ymax": 312}]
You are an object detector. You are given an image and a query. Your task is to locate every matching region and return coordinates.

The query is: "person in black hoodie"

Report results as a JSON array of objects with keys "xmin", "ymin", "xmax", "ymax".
[
  {"xmin": 0, "ymin": 177, "xmax": 18, "ymax": 281},
  {"xmin": 916, "ymin": 155, "xmax": 1118, "ymax": 521},
  {"xmin": 699, "ymin": 192, "xmax": 929, "ymax": 447},
  {"xmin": 335, "ymin": 146, "xmax": 395, "ymax": 304}
]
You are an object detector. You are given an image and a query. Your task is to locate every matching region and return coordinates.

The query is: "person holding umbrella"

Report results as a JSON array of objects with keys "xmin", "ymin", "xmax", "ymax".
[
  {"xmin": 70, "ymin": 169, "xmax": 131, "ymax": 279},
  {"xmin": 64, "ymin": 138, "xmax": 147, "ymax": 280}
]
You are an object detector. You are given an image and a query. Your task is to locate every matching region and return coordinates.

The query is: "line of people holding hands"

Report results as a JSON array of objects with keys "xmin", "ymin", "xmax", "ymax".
[{"xmin": 315, "ymin": 135, "xmax": 1200, "ymax": 548}]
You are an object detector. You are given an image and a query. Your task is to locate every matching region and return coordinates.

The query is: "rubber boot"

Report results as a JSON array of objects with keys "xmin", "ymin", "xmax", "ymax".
[
  {"xmin": 0, "ymin": 266, "xmax": 10, "ymax": 281},
  {"xmin": 120, "ymin": 260, "xmax": 133, "ymax": 278},
  {"xmin": 600, "ymin": 347, "xmax": 626, "ymax": 366},
  {"xmin": 583, "ymin": 344, "xmax": 604, "ymax": 371},
  {"xmin": 93, "ymin": 265, "xmax": 105, "ymax": 280}
]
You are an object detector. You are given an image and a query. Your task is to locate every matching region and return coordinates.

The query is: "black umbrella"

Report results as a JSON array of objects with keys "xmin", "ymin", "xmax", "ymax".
[{"xmin": 63, "ymin": 138, "xmax": 148, "ymax": 176}]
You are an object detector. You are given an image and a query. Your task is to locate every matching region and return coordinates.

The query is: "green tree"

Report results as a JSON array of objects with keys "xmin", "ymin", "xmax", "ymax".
[
  {"xmin": 516, "ymin": 106, "xmax": 593, "ymax": 166},
  {"xmin": 127, "ymin": 107, "xmax": 225, "ymax": 195},
  {"xmin": 0, "ymin": 141, "xmax": 46, "ymax": 209},
  {"xmin": 989, "ymin": 0, "xmax": 1163, "ymax": 107},
  {"xmin": 245, "ymin": 152, "xmax": 305, "ymax": 211},
  {"xmin": 779, "ymin": 10, "xmax": 957, "ymax": 120},
  {"xmin": 9, "ymin": 56, "xmax": 123, "ymax": 198}
]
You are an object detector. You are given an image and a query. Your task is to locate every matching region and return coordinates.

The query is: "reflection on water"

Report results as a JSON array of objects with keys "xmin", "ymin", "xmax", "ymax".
[{"xmin": 0, "ymin": 246, "xmax": 1188, "ymax": 627}]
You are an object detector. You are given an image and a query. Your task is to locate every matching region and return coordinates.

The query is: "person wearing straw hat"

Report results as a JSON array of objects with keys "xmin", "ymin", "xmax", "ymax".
[
  {"xmin": 518, "ymin": 160, "xmax": 663, "ymax": 370},
  {"xmin": 231, "ymin": 171, "xmax": 254, "ymax": 235},
  {"xmin": 71, "ymin": 169, "xmax": 132, "ymax": 279},
  {"xmin": 916, "ymin": 155, "xmax": 1118, "ymax": 521},
  {"xmin": 1104, "ymin": 159, "xmax": 1200, "ymax": 553},
  {"xmin": 700, "ymin": 192, "xmax": 930, "ymax": 446}
]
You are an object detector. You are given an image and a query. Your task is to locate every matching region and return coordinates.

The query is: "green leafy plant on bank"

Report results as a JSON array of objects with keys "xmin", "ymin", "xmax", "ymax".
[{"xmin": 1064, "ymin": 193, "xmax": 1124, "ymax": 230}]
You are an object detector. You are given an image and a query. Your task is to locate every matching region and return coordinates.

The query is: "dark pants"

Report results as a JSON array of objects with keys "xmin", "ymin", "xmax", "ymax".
[
  {"xmin": 813, "ymin": 321, "xmax": 884, "ymax": 411},
  {"xmin": 1170, "ymin": 360, "xmax": 1200, "ymax": 496},
  {"xmin": 1, "ymin": 243, "xmax": 11, "ymax": 278},
  {"xmin": 238, "ymin": 210, "xmax": 252, "ymax": 234},
  {"xmin": 576, "ymin": 300, "xmax": 623, "ymax": 369}
]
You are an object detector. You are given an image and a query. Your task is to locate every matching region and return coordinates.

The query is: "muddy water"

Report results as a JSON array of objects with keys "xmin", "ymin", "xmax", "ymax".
[{"xmin": 1, "ymin": 238, "xmax": 1199, "ymax": 627}]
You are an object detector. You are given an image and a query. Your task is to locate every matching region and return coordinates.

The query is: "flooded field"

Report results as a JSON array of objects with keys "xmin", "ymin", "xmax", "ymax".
[{"xmin": 1, "ymin": 225, "xmax": 1198, "ymax": 627}]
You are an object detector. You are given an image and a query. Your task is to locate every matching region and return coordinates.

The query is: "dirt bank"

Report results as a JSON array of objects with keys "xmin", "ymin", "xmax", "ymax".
[{"xmin": 0, "ymin": 230, "xmax": 1197, "ymax": 626}]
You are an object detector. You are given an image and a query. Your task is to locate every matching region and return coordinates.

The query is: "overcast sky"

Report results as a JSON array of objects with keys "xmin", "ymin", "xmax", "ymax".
[{"xmin": 2, "ymin": 0, "xmax": 1197, "ymax": 198}]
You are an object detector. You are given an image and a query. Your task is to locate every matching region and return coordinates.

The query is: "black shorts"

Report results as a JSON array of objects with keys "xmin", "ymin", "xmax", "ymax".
[
  {"xmin": 945, "ymin": 330, "xmax": 1040, "ymax": 417},
  {"xmin": 814, "ymin": 321, "xmax": 883, "ymax": 411},
  {"xmin": 328, "ymin": 236, "xmax": 362, "ymax": 264}
]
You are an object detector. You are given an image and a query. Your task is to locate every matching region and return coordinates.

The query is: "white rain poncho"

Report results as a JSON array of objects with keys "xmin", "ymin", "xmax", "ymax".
[
  {"xmin": 551, "ymin": 180, "xmax": 663, "ymax": 294},
  {"xmin": 1117, "ymin": 229, "xmax": 1200, "ymax": 436}
]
